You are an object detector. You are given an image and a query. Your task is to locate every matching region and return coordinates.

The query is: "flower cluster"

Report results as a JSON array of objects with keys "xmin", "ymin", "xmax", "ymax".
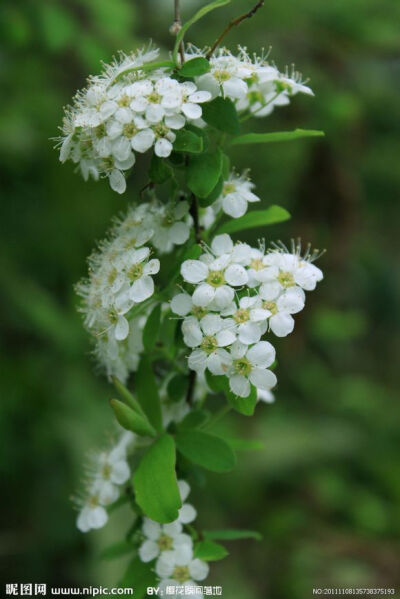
[
  {"xmin": 138, "ymin": 481, "xmax": 209, "ymax": 598},
  {"xmin": 58, "ymin": 47, "xmax": 211, "ymax": 193},
  {"xmin": 172, "ymin": 235, "xmax": 323, "ymax": 397},
  {"xmin": 187, "ymin": 46, "xmax": 313, "ymax": 118},
  {"xmin": 77, "ymin": 200, "xmax": 192, "ymax": 380},
  {"xmin": 76, "ymin": 431, "xmax": 134, "ymax": 532}
]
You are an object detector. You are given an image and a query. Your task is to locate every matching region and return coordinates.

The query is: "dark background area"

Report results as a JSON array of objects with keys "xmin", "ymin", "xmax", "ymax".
[{"xmin": 1, "ymin": 0, "xmax": 399, "ymax": 596}]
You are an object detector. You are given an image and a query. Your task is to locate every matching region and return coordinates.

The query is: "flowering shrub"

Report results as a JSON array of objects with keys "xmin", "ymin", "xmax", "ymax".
[{"xmin": 59, "ymin": 0, "xmax": 325, "ymax": 595}]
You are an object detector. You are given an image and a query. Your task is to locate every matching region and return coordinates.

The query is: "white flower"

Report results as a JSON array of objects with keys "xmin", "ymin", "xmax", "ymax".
[
  {"xmin": 76, "ymin": 431, "xmax": 133, "ymax": 533},
  {"xmin": 155, "ymin": 546, "xmax": 209, "ymax": 596},
  {"xmin": 222, "ymin": 296, "xmax": 269, "ymax": 345},
  {"xmin": 260, "ymin": 249, "xmax": 323, "ymax": 295},
  {"xmin": 152, "ymin": 201, "xmax": 192, "ymax": 254},
  {"xmin": 76, "ymin": 485, "xmax": 109, "ymax": 533},
  {"xmin": 180, "ymin": 235, "xmax": 248, "ymax": 309},
  {"xmin": 139, "ymin": 519, "xmax": 192, "ymax": 563},
  {"xmin": 193, "ymin": 48, "xmax": 250, "ymax": 100},
  {"xmin": 115, "ymin": 246, "xmax": 160, "ymax": 303},
  {"xmin": 183, "ymin": 314, "xmax": 235, "ymax": 375},
  {"xmin": 228, "ymin": 340, "xmax": 277, "ymax": 398},
  {"xmin": 260, "ymin": 286, "xmax": 305, "ymax": 337},
  {"xmin": 218, "ymin": 172, "xmax": 260, "ymax": 218}
]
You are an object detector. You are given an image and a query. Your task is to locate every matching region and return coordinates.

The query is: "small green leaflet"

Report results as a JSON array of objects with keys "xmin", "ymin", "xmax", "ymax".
[
  {"xmin": 135, "ymin": 356, "xmax": 162, "ymax": 432},
  {"xmin": 202, "ymin": 97, "xmax": 240, "ymax": 135},
  {"xmin": 203, "ymin": 529, "xmax": 262, "ymax": 541},
  {"xmin": 111, "ymin": 60, "xmax": 175, "ymax": 84},
  {"xmin": 205, "ymin": 371, "xmax": 257, "ymax": 416},
  {"xmin": 179, "ymin": 57, "xmax": 210, "ymax": 77},
  {"xmin": 173, "ymin": 129, "xmax": 204, "ymax": 154},
  {"xmin": 186, "ymin": 148, "xmax": 222, "ymax": 198},
  {"xmin": 230, "ymin": 129, "xmax": 325, "ymax": 146},
  {"xmin": 133, "ymin": 434, "xmax": 182, "ymax": 523},
  {"xmin": 173, "ymin": 0, "xmax": 231, "ymax": 64},
  {"xmin": 225, "ymin": 384, "xmax": 258, "ymax": 416},
  {"xmin": 216, "ymin": 206, "xmax": 291, "ymax": 235},
  {"xmin": 110, "ymin": 399, "xmax": 157, "ymax": 438},
  {"xmin": 112, "ymin": 377, "xmax": 147, "ymax": 418},
  {"xmin": 143, "ymin": 303, "xmax": 161, "ymax": 352},
  {"xmin": 175, "ymin": 428, "xmax": 236, "ymax": 472},
  {"xmin": 194, "ymin": 540, "xmax": 229, "ymax": 561},
  {"xmin": 199, "ymin": 175, "xmax": 224, "ymax": 208}
]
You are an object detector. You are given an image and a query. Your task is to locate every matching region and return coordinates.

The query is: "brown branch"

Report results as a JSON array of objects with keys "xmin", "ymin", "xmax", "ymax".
[
  {"xmin": 186, "ymin": 369, "xmax": 197, "ymax": 405},
  {"xmin": 206, "ymin": 0, "xmax": 265, "ymax": 59},
  {"xmin": 190, "ymin": 193, "xmax": 201, "ymax": 244},
  {"xmin": 172, "ymin": 0, "xmax": 185, "ymax": 65}
]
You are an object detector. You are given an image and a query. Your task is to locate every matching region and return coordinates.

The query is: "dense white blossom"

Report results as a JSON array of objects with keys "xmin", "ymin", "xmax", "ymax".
[
  {"xmin": 57, "ymin": 47, "xmax": 211, "ymax": 193},
  {"xmin": 174, "ymin": 236, "xmax": 323, "ymax": 397},
  {"xmin": 186, "ymin": 46, "xmax": 313, "ymax": 117},
  {"xmin": 77, "ymin": 200, "xmax": 195, "ymax": 380}
]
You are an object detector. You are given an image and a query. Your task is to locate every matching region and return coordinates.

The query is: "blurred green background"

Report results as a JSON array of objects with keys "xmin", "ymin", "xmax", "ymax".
[{"xmin": 1, "ymin": 0, "xmax": 399, "ymax": 596}]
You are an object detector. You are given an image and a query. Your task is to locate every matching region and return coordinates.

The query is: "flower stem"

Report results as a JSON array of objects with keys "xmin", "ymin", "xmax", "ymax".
[
  {"xmin": 190, "ymin": 193, "xmax": 201, "ymax": 244},
  {"xmin": 206, "ymin": 0, "xmax": 265, "ymax": 59},
  {"xmin": 186, "ymin": 369, "xmax": 197, "ymax": 405}
]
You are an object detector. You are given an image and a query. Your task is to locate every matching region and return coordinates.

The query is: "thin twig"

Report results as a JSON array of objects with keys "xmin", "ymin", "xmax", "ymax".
[
  {"xmin": 190, "ymin": 193, "xmax": 201, "ymax": 244},
  {"xmin": 206, "ymin": 0, "xmax": 265, "ymax": 59},
  {"xmin": 173, "ymin": 0, "xmax": 185, "ymax": 65},
  {"xmin": 186, "ymin": 369, "xmax": 197, "ymax": 405}
]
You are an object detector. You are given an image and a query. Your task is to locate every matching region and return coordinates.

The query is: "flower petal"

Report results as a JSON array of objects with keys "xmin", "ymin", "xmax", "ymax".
[{"xmin": 181, "ymin": 260, "xmax": 208, "ymax": 284}]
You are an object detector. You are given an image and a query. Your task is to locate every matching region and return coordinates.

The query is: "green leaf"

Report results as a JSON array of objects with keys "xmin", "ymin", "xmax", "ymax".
[
  {"xmin": 113, "ymin": 60, "xmax": 175, "ymax": 84},
  {"xmin": 216, "ymin": 206, "xmax": 290, "ymax": 235},
  {"xmin": 181, "ymin": 243, "xmax": 203, "ymax": 261},
  {"xmin": 167, "ymin": 374, "xmax": 188, "ymax": 403},
  {"xmin": 173, "ymin": 0, "xmax": 231, "ymax": 64},
  {"xmin": 119, "ymin": 556, "xmax": 157, "ymax": 596},
  {"xmin": 225, "ymin": 384, "xmax": 258, "ymax": 416},
  {"xmin": 205, "ymin": 371, "xmax": 257, "ymax": 416},
  {"xmin": 176, "ymin": 429, "xmax": 236, "ymax": 472},
  {"xmin": 230, "ymin": 128, "xmax": 325, "ymax": 146},
  {"xmin": 112, "ymin": 377, "xmax": 147, "ymax": 418},
  {"xmin": 110, "ymin": 399, "xmax": 157, "ymax": 437},
  {"xmin": 179, "ymin": 57, "xmax": 210, "ymax": 77},
  {"xmin": 199, "ymin": 175, "xmax": 224, "ymax": 208},
  {"xmin": 133, "ymin": 434, "xmax": 182, "ymax": 523},
  {"xmin": 173, "ymin": 129, "xmax": 204, "ymax": 154},
  {"xmin": 143, "ymin": 303, "xmax": 161, "ymax": 352},
  {"xmin": 149, "ymin": 154, "xmax": 173, "ymax": 183},
  {"xmin": 187, "ymin": 148, "xmax": 222, "ymax": 198},
  {"xmin": 136, "ymin": 356, "xmax": 163, "ymax": 432},
  {"xmin": 202, "ymin": 97, "xmax": 240, "ymax": 135},
  {"xmin": 194, "ymin": 540, "xmax": 229, "ymax": 561},
  {"xmin": 203, "ymin": 529, "xmax": 262, "ymax": 541},
  {"xmin": 179, "ymin": 409, "xmax": 210, "ymax": 429},
  {"xmin": 100, "ymin": 540, "xmax": 135, "ymax": 561},
  {"xmin": 186, "ymin": 124, "xmax": 209, "ymax": 152}
]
